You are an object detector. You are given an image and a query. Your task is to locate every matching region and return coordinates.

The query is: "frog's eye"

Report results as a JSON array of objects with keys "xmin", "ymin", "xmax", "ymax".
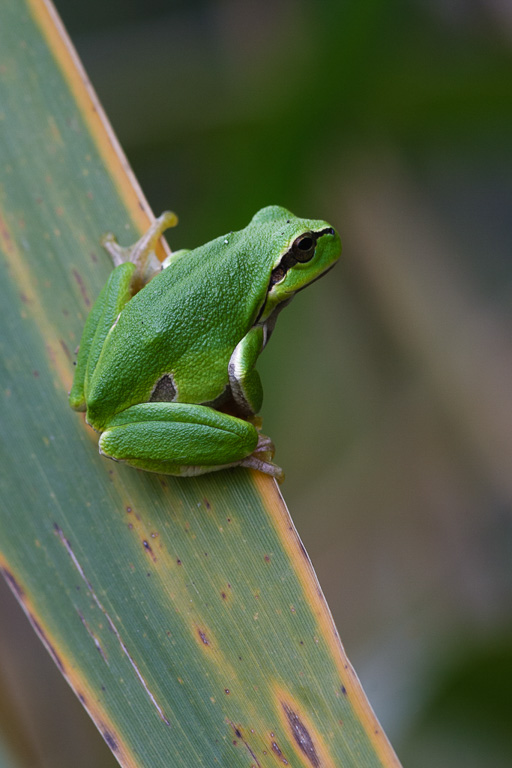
[{"xmin": 291, "ymin": 233, "xmax": 316, "ymax": 263}]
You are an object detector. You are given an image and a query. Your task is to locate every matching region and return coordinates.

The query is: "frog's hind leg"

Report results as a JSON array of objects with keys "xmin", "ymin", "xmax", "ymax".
[
  {"xmin": 98, "ymin": 402, "xmax": 283, "ymax": 479},
  {"xmin": 101, "ymin": 211, "xmax": 178, "ymax": 289},
  {"xmin": 239, "ymin": 434, "xmax": 284, "ymax": 481}
]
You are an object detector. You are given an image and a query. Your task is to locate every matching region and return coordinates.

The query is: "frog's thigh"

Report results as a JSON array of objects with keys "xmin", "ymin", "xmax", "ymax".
[
  {"xmin": 228, "ymin": 326, "xmax": 264, "ymax": 416},
  {"xmin": 69, "ymin": 262, "xmax": 135, "ymax": 411},
  {"xmin": 98, "ymin": 402, "xmax": 259, "ymax": 476}
]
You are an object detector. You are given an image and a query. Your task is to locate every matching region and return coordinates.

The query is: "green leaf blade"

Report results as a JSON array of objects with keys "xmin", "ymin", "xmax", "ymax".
[{"xmin": 0, "ymin": 2, "xmax": 401, "ymax": 766}]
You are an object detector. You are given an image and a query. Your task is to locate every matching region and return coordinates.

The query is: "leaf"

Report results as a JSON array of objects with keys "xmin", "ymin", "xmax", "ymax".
[{"xmin": 0, "ymin": 1, "xmax": 401, "ymax": 766}]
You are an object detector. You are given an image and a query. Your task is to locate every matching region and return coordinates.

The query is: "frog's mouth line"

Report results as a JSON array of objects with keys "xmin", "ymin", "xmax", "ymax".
[
  {"xmin": 293, "ymin": 261, "xmax": 337, "ymax": 295},
  {"xmin": 260, "ymin": 260, "xmax": 337, "ymax": 317}
]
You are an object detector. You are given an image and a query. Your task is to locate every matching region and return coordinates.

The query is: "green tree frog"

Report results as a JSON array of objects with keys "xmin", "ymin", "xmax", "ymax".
[{"xmin": 69, "ymin": 206, "xmax": 341, "ymax": 480}]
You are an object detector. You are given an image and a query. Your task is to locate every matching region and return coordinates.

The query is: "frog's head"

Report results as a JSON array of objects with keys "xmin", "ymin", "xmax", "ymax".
[{"xmin": 252, "ymin": 205, "xmax": 341, "ymax": 322}]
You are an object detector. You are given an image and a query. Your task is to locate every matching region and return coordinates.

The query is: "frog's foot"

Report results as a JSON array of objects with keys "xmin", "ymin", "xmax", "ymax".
[
  {"xmin": 239, "ymin": 434, "xmax": 284, "ymax": 482},
  {"xmin": 101, "ymin": 211, "xmax": 178, "ymax": 288},
  {"xmin": 239, "ymin": 454, "xmax": 284, "ymax": 482},
  {"xmin": 253, "ymin": 433, "xmax": 275, "ymax": 458}
]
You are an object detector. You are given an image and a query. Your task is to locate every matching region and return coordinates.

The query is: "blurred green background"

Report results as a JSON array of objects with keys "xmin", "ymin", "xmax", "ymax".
[{"xmin": 2, "ymin": 0, "xmax": 512, "ymax": 766}]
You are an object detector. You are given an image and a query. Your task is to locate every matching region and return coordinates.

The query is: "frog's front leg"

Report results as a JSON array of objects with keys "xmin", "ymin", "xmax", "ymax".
[
  {"xmin": 228, "ymin": 325, "xmax": 265, "ymax": 417},
  {"xmin": 98, "ymin": 402, "xmax": 283, "ymax": 479}
]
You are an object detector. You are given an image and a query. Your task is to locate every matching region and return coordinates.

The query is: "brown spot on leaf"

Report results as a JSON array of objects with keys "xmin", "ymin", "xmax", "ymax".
[
  {"xmin": 60, "ymin": 339, "xmax": 72, "ymax": 360},
  {"xmin": 72, "ymin": 268, "xmax": 91, "ymax": 307},
  {"xmin": 271, "ymin": 739, "xmax": 289, "ymax": 764},
  {"xmin": 142, "ymin": 540, "xmax": 156, "ymax": 562},
  {"xmin": 228, "ymin": 721, "xmax": 261, "ymax": 767},
  {"xmin": 1, "ymin": 567, "xmax": 25, "ymax": 600},
  {"xmin": 102, "ymin": 730, "xmax": 118, "ymax": 751},
  {"xmin": 299, "ymin": 540, "xmax": 309, "ymax": 559},
  {"xmin": 264, "ymin": 555, "xmax": 271, "ymax": 563},
  {"xmin": 198, "ymin": 629, "xmax": 209, "ymax": 646},
  {"xmin": 282, "ymin": 703, "xmax": 320, "ymax": 768}
]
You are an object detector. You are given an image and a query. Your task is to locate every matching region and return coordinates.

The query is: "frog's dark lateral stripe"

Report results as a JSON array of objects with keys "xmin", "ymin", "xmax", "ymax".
[
  {"xmin": 150, "ymin": 373, "xmax": 177, "ymax": 402},
  {"xmin": 269, "ymin": 227, "xmax": 335, "ymax": 288}
]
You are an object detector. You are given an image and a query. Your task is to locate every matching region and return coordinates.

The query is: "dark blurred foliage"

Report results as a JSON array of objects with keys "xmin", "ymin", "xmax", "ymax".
[{"xmin": 2, "ymin": 0, "xmax": 512, "ymax": 765}]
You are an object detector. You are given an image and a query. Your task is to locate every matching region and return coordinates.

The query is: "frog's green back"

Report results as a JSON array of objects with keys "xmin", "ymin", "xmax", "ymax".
[{"xmin": 85, "ymin": 206, "xmax": 338, "ymax": 430}]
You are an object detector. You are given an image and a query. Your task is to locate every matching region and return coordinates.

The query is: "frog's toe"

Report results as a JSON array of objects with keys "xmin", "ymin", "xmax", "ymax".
[
  {"xmin": 101, "ymin": 232, "xmax": 130, "ymax": 267},
  {"xmin": 253, "ymin": 433, "xmax": 276, "ymax": 459},
  {"xmin": 239, "ymin": 453, "xmax": 284, "ymax": 482}
]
